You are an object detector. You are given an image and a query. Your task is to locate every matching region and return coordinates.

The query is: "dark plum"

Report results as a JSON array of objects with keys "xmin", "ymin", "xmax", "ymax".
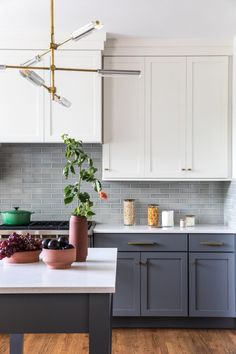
[
  {"xmin": 48, "ymin": 239, "xmax": 59, "ymax": 250},
  {"xmin": 58, "ymin": 236, "xmax": 69, "ymax": 248},
  {"xmin": 42, "ymin": 238, "xmax": 52, "ymax": 249}
]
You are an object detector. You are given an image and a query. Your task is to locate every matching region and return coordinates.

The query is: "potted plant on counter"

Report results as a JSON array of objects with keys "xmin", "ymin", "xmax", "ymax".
[{"xmin": 62, "ymin": 134, "xmax": 107, "ymax": 262}]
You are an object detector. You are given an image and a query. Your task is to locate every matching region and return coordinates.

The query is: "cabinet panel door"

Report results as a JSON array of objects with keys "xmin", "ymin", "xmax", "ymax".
[
  {"xmin": 145, "ymin": 57, "xmax": 187, "ymax": 178},
  {"xmin": 103, "ymin": 57, "xmax": 145, "ymax": 179},
  {"xmin": 113, "ymin": 252, "xmax": 140, "ymax": 316},
  {"xmin": 45, "ymin": 51, "xmax": 101, "ymax": 143},
  {"xmin": 186, "ymin": 57, "xmax": 230, "ymax": 178},
  {"xmin": 0, "ymin": 51, "xmax": 44, "ymax": 142},
  {"xmin": 141, "ymin": 252, "xmax": 188, "ymax": 316},
  {"xmin": 189, "ymin": 253, "xmax": 235, "ymax": 317}
]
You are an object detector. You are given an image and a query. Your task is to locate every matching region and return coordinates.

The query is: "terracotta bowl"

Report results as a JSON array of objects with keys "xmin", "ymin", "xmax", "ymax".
[
  {"xmin": 42, "ymin": 248, "xmax": 76, "ymax": 269},
  {"xmin": 4, "ymin": 250, "xmax": 41, "ymax": 264}
]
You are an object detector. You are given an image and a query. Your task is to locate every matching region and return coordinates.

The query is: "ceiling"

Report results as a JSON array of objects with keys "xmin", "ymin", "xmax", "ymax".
[{"xmin": 1, "ymin": 0, "xmax": 236, "ymax": 40}]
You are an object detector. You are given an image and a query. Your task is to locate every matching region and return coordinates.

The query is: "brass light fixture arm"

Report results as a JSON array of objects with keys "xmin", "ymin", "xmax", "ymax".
[
  {"xmin": 5, "ymin": 65, "xmax": 50, "ymax": 70},
  {"xmin": 4, "ymin": 65, "xmax": 98, "ymax": 73}
]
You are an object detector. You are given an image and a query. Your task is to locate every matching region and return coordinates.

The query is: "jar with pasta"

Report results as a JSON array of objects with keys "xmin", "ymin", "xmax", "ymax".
[
  {"xmin": 148, "ymin": 204, "xmax": 160, "ymax": 227},
  {"xmin": 123, "ymin": 199, "xmax": 135, "ymax": 226}
]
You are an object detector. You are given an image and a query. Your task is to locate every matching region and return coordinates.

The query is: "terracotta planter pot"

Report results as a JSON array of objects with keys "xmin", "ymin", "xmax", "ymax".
[
  {"xmin": 4, "ymin": 250, "xmax": 41, "ymax": 264},
  {"xmin": 69, "ymin": 215, "xmax": 88, "ymax": 262},
  {"xmin": 42, "ymin": 248, "xmax": 76, "ymax": 269}
]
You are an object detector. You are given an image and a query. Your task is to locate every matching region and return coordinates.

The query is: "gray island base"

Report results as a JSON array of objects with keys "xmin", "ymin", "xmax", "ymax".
[{"xmin": 0, "ymin": 248, "xmax": 117, "ymax": 354}]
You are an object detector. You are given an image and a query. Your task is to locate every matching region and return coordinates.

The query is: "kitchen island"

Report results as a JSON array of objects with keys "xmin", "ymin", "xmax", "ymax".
[{"xmin": 0, "ymin": 248, "xmax": 117, "ymax": 354}]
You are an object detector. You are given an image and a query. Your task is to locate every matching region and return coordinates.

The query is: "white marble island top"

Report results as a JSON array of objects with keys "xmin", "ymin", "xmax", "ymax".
[
  {"xmin": 94, "ymin": 224, "xmax": 236, "ymax": 234},
  {"xmin": 0, "ymin": 248, "xmax": 117, "ymax": 294}
]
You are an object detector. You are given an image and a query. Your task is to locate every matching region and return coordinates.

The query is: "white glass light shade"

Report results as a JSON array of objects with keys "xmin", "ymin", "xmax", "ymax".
[
  {"xmin": 97, "ymin": 69, "xmax": 141, "ymax": 77},
  {"xmin": 21, "ymin": 55, "xmax": 41, "ymax": 67},
  {"xmin": 71, "ymin": 20, "xmax": 103, "ymax": 41},
  {"xmin": 19, "ymin": 69, "xmax": 45, "ymax": 86},
  {"xmin": 54, "ymin": 95, "xmax": 72, "ymax": 108}
]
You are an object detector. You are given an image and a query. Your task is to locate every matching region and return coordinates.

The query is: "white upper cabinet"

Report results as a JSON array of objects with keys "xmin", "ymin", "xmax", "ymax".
[
  {"xmin": 103, "ymin": 55, "xmax": 231, "ymax": 180},
  {"xmin": 45, "ymin": 51, "xmax": 102, "ymax": 143},
  {"xmin": 145, "ymin": 57, "xmax": 187, "ymax": 178},
  {"xmin": 186, "ymin": 57, "xmax": 230, "ymax": 178},
  {"xmin": 0, "ymin": 50, "xmax": 102, "ymax": 143},
  {"xmin": 0, "ymin": 51, "xmax": 45, "ymax": 142},
  {"xmin": 103, "ymin": 57, "xmax": 145, "ymax": 179}
]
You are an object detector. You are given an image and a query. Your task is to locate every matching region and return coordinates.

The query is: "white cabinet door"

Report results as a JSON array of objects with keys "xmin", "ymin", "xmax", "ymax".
[
  {"xmin": 45, "ymin": 51, "xmax": 102, "ymax": 143},
  {"xmin": 103, "ymin": 57, "xmax": 145, "ymax": 180},
  {"xmin": 0, "ymin": 51, "xmax": 44, "ymax": 142},
  {"xmin": 145, "ymin": 57, "xmax": 187, "ymax": 178},
  {"xmin": 186, "ymin": 57, "xmax": 230, "ymax": 178}
]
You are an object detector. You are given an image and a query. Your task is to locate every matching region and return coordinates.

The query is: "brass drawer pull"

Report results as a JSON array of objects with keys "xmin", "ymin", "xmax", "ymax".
[
  {"xmin": 200, "ymin": 241, "xmax": 224, "ymax": 246},
  {"xmin": 128, "ymin": 242, "xmax": 157, "ymax": 246},
  {"xmin": 139, "ymin": 261, "xmax": 147, "ymax": 266}
]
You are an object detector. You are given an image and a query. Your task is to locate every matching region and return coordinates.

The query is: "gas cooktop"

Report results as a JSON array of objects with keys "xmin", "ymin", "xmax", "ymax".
[{"xmin": 0, "ymin": 220, "xmax": 93, "ymax": 230}]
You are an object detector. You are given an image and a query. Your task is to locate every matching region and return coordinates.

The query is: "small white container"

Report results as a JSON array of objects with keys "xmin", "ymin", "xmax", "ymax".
[
  {"xmin": 180, "ymin": 218, "xmax": 185, "ymax": 228},
  {"xmin": 161, "ymin": 210, "xmax": 174, "ymax": 227},
  {"xmin": 185, "ymin": 215, "xmax": 195, "ymax": 227}
]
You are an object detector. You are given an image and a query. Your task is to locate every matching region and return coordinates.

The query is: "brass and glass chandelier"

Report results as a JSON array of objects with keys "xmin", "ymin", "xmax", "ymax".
[{"xmin": 0, "ymin": 0, "xmax": 141, "ymax": 107}]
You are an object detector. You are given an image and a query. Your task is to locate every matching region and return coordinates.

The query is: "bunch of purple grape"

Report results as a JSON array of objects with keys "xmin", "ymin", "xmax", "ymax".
[{"xmin": 0, "ymin": 233, "xmax": 42, "ymax": 260}]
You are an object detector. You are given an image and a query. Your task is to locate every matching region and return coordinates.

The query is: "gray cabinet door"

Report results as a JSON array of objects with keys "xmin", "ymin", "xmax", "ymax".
[
  {"xmin": 141, "ymin": 252, "xmax": 188, "ymax": 316},
  {"xmin": 189, "ymin": 253, "xmax": 235, "ymax": 317},
  {"xmin": 113, "ymin": 252, "xmax": 140, "ymax": 316}
]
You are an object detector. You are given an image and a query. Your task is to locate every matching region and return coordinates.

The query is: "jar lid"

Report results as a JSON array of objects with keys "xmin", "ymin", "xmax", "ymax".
[
  {"xmin": 185, "ymin": 214, "xmax": 195, "ymax": 217},
  {"xmin": 124, "ymin": 199, "xmax": 135, "ymax": 202},
  {"xmin": 148, "ymin": 204, "xmax": 159, "ymax": 207}
]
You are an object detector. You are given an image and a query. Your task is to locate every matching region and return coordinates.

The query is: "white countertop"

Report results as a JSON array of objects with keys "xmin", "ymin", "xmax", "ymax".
[
  {"xmin": 0, "ymin": 248, "xmax": 117, "ymax": 294},
  {"xmin": 94, "ymin": 224, "xmax": 236, "ymax": 234}
]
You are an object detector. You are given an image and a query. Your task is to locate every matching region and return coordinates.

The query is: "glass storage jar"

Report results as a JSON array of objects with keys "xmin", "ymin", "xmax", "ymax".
[
  {"xmin": 148, "ymin": 204, "xmax": 160, "ymax": 227},
  {"xmin": 123, "ymin": 199, "xmax": 135, "ymax": 226}
]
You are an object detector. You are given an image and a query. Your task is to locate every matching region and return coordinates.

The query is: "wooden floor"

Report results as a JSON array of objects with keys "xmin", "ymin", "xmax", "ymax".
[{"xmin": 1, "ymin": 329, "xmax": 236, "ymax": 354}]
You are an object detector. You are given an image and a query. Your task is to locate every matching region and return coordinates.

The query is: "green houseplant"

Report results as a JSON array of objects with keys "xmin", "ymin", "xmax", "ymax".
[{"xmin": 62, "ymin": 134, "xmax": 107, "ymax": 261}]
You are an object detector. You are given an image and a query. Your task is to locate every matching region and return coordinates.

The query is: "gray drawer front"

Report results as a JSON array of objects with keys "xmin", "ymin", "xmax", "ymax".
[
  {"xmin": 94, "ymin": 233, "xmax": 187, "ymax": 252},
  {"xmin": 189, "ymin": 234, "xmax": 235, "ymax": 252}
]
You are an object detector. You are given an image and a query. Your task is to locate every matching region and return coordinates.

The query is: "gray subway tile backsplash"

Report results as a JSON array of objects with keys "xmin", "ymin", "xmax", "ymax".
[{"xmin": 0, "ymin": 143, "xmax": 231, "ymax": 225}]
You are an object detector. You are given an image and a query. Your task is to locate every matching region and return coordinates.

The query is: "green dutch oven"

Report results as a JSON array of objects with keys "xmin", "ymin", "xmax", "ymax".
[{"xmin": 0, "ymin": 207, "xmax": 34, "ymax": 225}]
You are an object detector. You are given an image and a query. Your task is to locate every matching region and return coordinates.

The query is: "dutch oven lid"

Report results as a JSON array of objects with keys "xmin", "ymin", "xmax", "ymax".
[{"xmin": 1, "ymin": 207, "xmax": 34, "ymax": 215}]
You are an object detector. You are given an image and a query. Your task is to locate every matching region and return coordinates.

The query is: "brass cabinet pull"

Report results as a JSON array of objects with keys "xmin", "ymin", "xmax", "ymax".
[
  {"xmin": 200, "ymin": 241, "xmax": 224, "ymax": 246},
  {"xmin": 104, "ymin": 168, "xmax": 109, "ymax": 171},
  {"xmin": 187, "ymin": 168, "xmax": 192, "ymax": 171},
  {"xmin": 128, "ymin": 242, "xmax": 157, "ymax": 246},
  {"xmin": 139, "ymin": 261, "xmax": 147, "ymax": 266},
  {"xmin": 181, "ymin": 168, "xmax": 186, "ymax": 171}
]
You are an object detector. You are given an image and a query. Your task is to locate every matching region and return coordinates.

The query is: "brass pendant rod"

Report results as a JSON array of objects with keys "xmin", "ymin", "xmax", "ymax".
[{"xmin": 50, "ymin": 0, "xmax": 56, "ymax": 99}]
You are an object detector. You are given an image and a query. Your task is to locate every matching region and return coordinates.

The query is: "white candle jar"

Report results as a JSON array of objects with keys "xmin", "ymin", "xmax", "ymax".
[
  {"xmin": 161, "ymin": 210, "xmax": 174, "ymax": 227},
  {"xmin": 185, "ymin": 215, "xmax": 195, "ymax": 227}
]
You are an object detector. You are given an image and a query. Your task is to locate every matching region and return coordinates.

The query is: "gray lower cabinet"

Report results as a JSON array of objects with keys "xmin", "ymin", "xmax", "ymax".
[
  {"xmin": 189, "ymin": 252, "xmax": 235, "ymax": 317},
  {"xmin": 113, "ymin": 251, "xmax": 187, "ymax": 317},
  {"xmin": 94, "ymin": 233, "xmax": 236, "ymax": 319},
  {"xmin": 141, "ymin": 252, "xmax": 188, "ymax": 316},
  {"xmin": 113, "ymin": 252, "xmax": 140, "ymax": 316}
]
